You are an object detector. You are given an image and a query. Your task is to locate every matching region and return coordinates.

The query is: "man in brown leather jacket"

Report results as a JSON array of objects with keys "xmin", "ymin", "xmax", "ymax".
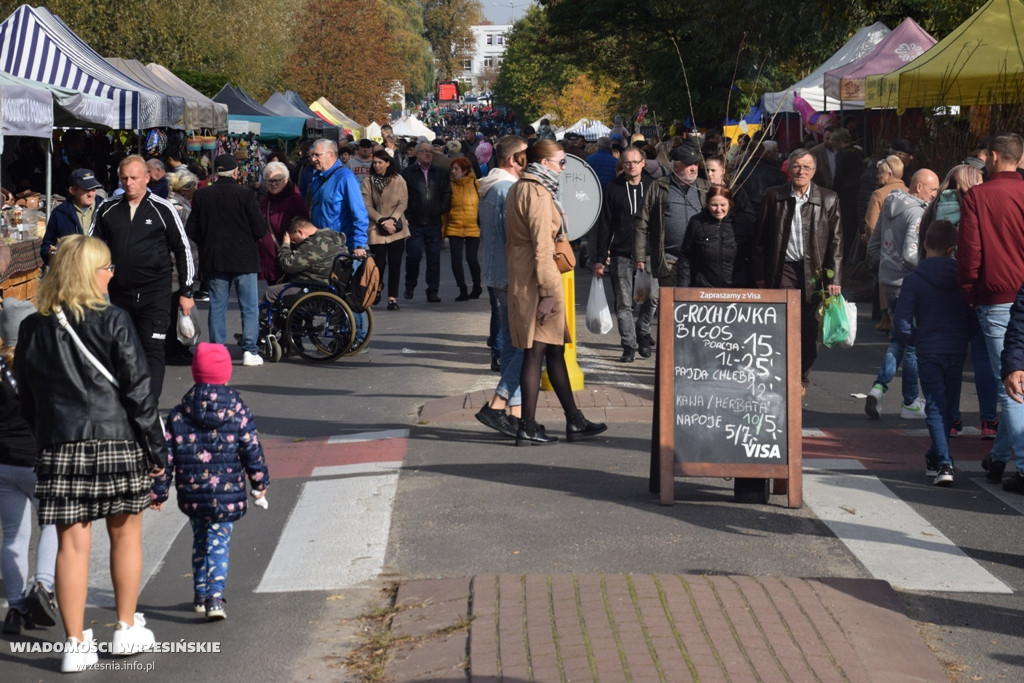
[{"xmin": 754, "ymin": 148, "xmax": 843, "ymax": 390}]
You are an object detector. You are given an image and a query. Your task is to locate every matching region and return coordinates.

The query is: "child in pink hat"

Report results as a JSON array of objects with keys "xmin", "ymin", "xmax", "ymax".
[{"xmin": 150, "ymin": 343, "xmax": 268, "ymax": 621}]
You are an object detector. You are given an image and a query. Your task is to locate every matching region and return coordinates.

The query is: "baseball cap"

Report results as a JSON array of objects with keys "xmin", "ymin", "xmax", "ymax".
[
  {"xmin": 214, "ymin": 154, "xmax": 238, "ymax": 173},
  {"xmin": 669, "ymin": 142, "xmax": 701, "ymax": 165},
  {"xmin": 70, "ymin": 168, "xmax": 103, "ymax": 191}
]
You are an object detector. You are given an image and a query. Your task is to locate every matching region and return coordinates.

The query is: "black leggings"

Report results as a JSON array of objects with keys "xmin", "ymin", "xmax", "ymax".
[
  {"xmin": 519, "ymin": 341, "xmax": 578, "ymax": 422},
  {"xmin": 448, "ymin": 236, "xmax": 480, "ymax": 289},
  {"xmin": 370, "ymin": 239, "xmax": 406, "ymax": 300}
]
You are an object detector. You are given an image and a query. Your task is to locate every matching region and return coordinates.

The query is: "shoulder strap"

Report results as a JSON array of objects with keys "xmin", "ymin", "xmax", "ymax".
[{"xmin": 54, "ymin": 306, "xmax": 119, "ymax": 388}]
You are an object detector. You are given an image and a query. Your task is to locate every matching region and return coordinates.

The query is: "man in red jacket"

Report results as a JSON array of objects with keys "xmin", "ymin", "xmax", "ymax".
[{"xmin": 957, "ymin": 132, "xmax": 1024, "ymax": 491}]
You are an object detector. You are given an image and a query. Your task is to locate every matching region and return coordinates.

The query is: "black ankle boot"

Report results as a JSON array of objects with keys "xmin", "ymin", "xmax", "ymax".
[
  {"xmin": 566, "ymin": 410, "xmax": 607, "ymax": 442},
  {"xmin": 469, "ymin": 284, "xmax": 482, "ymax": 299},
  {"xmin": 455, "ymin": 286, "xmax": 470, "ymax": 302},
  {"xmin": 516, "ymin": 418, "xmax": 558, "ymax": 446}
]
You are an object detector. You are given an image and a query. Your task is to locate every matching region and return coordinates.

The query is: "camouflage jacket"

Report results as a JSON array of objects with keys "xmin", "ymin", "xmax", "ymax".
[{"xmin": 277, "ymin": 229, "xmax": 347, "ymax": 285}]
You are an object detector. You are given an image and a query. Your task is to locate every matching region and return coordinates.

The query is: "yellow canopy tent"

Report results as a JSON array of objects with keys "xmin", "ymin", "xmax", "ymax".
[
  {"xmin": 309, "ymin": 98, "xmax": 365, "ymax": 138},
  {"xmin": 865, "ymin": 0, "xmax": 1024, "ymax": 111}
]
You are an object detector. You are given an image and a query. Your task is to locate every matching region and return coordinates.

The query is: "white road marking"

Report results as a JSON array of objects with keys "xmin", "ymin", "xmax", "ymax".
[
  {"xmin": 328, "ymin": 429, "xmax": 410, "ymax": 444},
  {"xmin": 255, "ymin": 471, "xmax": 397, "ymax": 592},
  {"xmin": 312, "ymin": 462, "xmax": 402, "ymax": 478},
  {"xmin": 804, "ymin": 470, "xmax": 1011, "ymax": 593},
  {"xmin": 804, "ymin": 458, "xmax": 866, "ymax": 470},
  {"xmin": 88, "ymin": 488, "xmax": 188, "ymax": 608}
]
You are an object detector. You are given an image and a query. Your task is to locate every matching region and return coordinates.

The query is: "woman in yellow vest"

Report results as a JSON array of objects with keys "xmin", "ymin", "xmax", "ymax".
[{"xmin": 443, "ymin": 157, "xmax": 481, "ymax": 301}]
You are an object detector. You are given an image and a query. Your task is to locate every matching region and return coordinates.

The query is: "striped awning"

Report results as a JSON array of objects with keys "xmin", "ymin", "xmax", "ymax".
[{"xmin": 0, "ymin": 5, "xmax": 184, "ymax": 130}]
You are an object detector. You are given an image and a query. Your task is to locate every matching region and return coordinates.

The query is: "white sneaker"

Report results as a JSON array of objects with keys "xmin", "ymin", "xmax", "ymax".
[
  {"xmin": 865, "ymin": 383, "xmax": 883, "ymax": 419},
  {"xmin": 242, "ymin": 351, "xmax": 264, "ymax": 367},
  {"xmin": 900, "ymin": 397, "xmax": 926, "ymax": 419},
  {"xmin": 61, "ymin": 628, "xmax": 99, "ymax": 672},
  {"xmin": 111, "ymin": 612, "xmax": 155, "ymax": 655}
]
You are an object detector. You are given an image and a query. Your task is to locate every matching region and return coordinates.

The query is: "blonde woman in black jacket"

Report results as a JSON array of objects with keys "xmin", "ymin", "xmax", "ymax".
[{"xmin": 15, "ymin": 235, "xmax": 165, "ymax": 672}]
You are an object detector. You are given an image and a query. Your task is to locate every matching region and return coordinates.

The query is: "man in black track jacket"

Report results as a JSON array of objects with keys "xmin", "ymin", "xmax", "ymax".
[{"xmin": 91, "ymin": 155, "xmax": 195, "ymax": 401}]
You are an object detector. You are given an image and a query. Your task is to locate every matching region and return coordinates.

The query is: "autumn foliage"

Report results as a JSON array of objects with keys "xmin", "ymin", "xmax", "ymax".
[{"xmin": 285, "ymin": 0, "xmax": 403, "ymax": 125}]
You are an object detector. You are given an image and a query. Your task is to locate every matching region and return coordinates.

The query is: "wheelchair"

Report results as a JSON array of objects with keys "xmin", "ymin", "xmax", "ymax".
[{"xmin": 256, "ymin": 253, "xmax": 377, "ymax": 363}]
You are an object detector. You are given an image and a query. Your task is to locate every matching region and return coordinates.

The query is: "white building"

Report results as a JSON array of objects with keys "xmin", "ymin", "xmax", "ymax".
[{"xmin": 459, "ymin": 24, "xmax": 512, "ymax": 95}]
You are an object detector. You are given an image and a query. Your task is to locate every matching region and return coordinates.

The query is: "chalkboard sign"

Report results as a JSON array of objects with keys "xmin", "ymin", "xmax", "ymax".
[{"xmin": 651, "ymin": 287, "xmax": 803, "ymax": 508}]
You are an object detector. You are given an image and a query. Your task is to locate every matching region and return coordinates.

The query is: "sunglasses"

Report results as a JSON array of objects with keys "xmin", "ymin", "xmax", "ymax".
[{"xmin": 547, "ymin": 157, "xmax": 567, "ymax": 167}]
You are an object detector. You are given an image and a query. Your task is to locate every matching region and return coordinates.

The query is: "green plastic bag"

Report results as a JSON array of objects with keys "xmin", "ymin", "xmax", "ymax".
[{"xmin": 819, "ymin": 294, "xmax": 850, "ymax": 348}]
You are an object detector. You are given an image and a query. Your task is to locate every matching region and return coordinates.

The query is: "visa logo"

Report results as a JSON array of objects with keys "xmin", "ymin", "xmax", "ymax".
[{"xmin": 743, "ymin": 443, "xmax": 782, "ymax": 459}]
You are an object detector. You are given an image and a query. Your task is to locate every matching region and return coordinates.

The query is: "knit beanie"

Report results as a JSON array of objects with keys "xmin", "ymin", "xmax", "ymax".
[
  {"xmin": 192, "ymin": 342, "xmax": 232, "ymax": 385},
  {"xmin": 0, "ymin": 298, "xmax": 36, "ymax": 346}
]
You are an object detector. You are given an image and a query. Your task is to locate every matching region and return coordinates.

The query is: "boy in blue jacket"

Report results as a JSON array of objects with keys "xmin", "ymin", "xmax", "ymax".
[
  {"xmin": 894, "ymin": 220, "xmax": 978, "ymax": 486},
  {"xmin": 151, "ymin": 343, "xmax": 268, "ymax": 620}
]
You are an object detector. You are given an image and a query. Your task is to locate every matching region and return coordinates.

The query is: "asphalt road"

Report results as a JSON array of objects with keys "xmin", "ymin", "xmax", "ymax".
[{"xmin": 2, "ymin": 269, "xmax": 1024, "ymax": 681}]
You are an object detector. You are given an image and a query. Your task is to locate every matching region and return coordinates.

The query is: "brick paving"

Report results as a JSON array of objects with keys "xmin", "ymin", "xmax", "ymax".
[{"xmin": 384, "ymin": 574, "xmax": 947, "ymax": 682}]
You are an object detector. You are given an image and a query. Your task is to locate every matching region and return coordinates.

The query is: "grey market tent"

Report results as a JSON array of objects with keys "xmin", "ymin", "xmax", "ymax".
[
  {"xmin": 264, "ymin": 92, "xmax": 336, "ymax": 134},
  {"xmin": 145, "ymin": 63, "xmax": 227, "ymax": 131},
  {"xmin": 214, "ymin": 84, "xmax": 304, "ymax": 140}
]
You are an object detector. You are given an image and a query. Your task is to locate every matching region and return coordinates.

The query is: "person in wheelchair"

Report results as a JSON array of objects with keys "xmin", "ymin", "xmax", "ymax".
[{"xmin": 264, "ymin": 217, "xmax": 348, "ymax": 304}]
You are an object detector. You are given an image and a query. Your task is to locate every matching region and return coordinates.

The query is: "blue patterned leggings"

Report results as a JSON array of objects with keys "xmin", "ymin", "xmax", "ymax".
[{"xmin": 190, "ymin": 519, "xmax": 233, "ymax": 599}]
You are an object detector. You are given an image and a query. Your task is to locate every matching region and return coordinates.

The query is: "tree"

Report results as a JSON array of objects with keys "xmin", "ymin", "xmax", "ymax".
[
  {"xmin": 536, "ymin": 73, "xmax": 617, "ymax": 127},
  {"xmin": 420, "ymin": 0, "xmax": 483, "ymax": 80},
  {"xmin": 285, "ymin": 0, "xmax": 402, "ymax": 125},
  {"xmin": 379, "ymin": 0, "xmax": 435, "ymax": 101}
]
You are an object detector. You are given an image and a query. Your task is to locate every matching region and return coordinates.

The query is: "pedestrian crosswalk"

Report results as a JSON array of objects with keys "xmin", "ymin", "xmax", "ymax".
[{"xmin": 75, "ymin": 429, "xmax": 1024, "ymax": 607}]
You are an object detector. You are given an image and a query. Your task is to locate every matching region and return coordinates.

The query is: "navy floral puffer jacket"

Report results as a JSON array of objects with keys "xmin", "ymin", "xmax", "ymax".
[{"xmin": 152, "ymin": 384, "xmax": 268, "ymax": 521}]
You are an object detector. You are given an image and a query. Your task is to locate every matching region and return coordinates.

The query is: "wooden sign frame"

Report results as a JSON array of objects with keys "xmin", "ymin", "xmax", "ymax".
[{"xmin": 650, "ymin": 287, "xmax": 803, "ymax": 508}]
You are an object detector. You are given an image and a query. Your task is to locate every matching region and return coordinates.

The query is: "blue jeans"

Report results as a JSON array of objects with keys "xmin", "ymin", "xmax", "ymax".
[
  {"xmin": 493, "ymin": 287, "xmax": 523, "ymax": 406},
  {"xmin": 874, "ymin": 285, "xmax": 919, "ymax": 405},
  {"xmin": 918, "ymin": 354, "xmax": 964, "ymax": 466},
  {"xmin": 190, "ymin": 519, "xmax": 233, "ymax": 599},
  {"xmin": 487, "ymin": 287, "xmax": 501, "ymax": 356},
  {"xmin": 953, "ymin": 329, "xmax": 998, "ymax": 423},
  {"xmin": 404, "ymin": 224, "xmax": 442, "ymax": 294},
  {"xmin": 0, "ymin": 463, "xmax": 57, "ymax": 608},
  {"xmin": 208, "ymin": 272, "xmax": 259, "ymax": 353},
  {"xmin": 978, "ymin": 304, "xmax": 1024, "ymax": 472}
]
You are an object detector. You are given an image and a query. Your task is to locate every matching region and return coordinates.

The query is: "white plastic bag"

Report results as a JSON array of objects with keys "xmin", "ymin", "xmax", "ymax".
[
  {"xmin": 176, "ymin": 307, "xmax": 201, "ymax": 346},
  {"xmin": 840, "ymin": 300, "xmax": 858, "ymax": 348},
  {"xmin": 586, "ymin": 276, "xmax": 613, "ymax": 335}
]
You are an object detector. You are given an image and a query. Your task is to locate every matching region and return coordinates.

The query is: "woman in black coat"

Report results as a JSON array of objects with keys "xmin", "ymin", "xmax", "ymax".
[{"xmin": 677, "ymin": 185, "xmax": 754, "ymax": 287}]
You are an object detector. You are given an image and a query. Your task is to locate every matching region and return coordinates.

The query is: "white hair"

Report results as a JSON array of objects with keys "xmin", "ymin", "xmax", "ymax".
[{"xmin": 263, "ymin": 161, "xmax": 289, "ymax": 180}]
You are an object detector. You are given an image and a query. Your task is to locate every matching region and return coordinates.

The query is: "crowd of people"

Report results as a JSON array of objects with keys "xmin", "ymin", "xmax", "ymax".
[{"xmin": 4, "ymin": 106, "xmax": 1024, "ymax": 671}]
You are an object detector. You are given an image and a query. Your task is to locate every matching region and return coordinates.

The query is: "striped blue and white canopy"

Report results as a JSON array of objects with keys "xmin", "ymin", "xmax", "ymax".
[{"xmin": 0, "ymin": 5, "xmax": 184, "ymax": 130}]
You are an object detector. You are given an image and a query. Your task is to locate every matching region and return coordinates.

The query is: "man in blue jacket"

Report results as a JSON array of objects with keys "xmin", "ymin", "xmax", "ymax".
[
  {"xmin": 307, "ymin": 138, "xmax": 369, "ymax": 258},
  {"xmin": 40, "ymin": 169, "xmax": 103, "ymax": 264}
]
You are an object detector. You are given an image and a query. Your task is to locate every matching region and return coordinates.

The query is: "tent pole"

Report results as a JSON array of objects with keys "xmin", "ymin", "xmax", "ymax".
[{"xmin": 46, "ymin": 137, "xmax": 53, "ymax": 227}]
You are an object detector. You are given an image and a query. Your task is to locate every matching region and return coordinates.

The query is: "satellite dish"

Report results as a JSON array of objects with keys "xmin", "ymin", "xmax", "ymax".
[{"xmin": 558, "ymin": 154, "xmax": 603, "ymax": 240}]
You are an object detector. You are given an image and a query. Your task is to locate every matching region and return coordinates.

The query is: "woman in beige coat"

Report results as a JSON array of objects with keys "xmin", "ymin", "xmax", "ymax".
[
  {"xmin": 506, "ymin": 139, "xmax": 606, "ymax": 446},
  {"xmin": 863, "ymin": 155, "xmax": 907, "ymax": 331},
  {"xmin": 363, "ymin": 150, "xmax": 409, "ymax": 310}
]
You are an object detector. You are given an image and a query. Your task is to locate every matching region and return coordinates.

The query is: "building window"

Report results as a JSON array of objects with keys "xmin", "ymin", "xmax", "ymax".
[
  {"xmin": 484, "ymin": 56, "xmax": 493, "ymax": 68},
  {"xmin": 462, "ymin": 58, "xmax": 473, "ymax": 72},
  {"xmin": 497, "ymin": 35, "xmax": 503, "ymax": 45},
  {"xmin": 486, "ymin": 35, "xmax": 493, "ymax": 45}
]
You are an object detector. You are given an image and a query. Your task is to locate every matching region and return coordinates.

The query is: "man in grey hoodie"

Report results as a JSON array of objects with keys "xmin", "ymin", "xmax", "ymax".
[
  {"xmin": 865, "ymin": 168, "xmax": 940, "ymax": 420},
  {"xmin": 475, "ymin": 136, "xmax": 529, "ymax": 438}
]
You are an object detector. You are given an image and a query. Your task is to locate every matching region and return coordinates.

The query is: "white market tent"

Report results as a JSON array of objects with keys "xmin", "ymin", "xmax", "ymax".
[
  {"xmin": 391, "ymin": 114, "xmax": 435, "ymax": 141},
  {"xmin": 0, "ymin": 68, "xmax": 114, "ymax": 130},
  {"xmin": 562, "ymin": 117, "xmax": 611, "ymax": 141},
  {"xmin": 762, "ymin": 22, "xmax": 890, "ymax": 113},
  {"xmin": 0, "ymin": 5, "xmax": 185, "ymax": 129},
  {"xmin": 145, "ymin": 62, "xmax": 228, "ymax": 131},
  {"xmin": 365, "ymin": 121, "xmax": 382, "ymax": 141}
]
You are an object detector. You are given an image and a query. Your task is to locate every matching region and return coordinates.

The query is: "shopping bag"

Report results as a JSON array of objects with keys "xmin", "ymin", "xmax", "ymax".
[
  {"xmin": 586, "ymin": 276, "xmax": 613, "ymax": 335},
  {"xmin": 840, "ymin": 299, "xmax": 857, "ymax": 348},
  {"xmin": 819, "ymin": 294, "xmax": 850, "ymax": 348},
  {"xmin": 633, "ymin": 268, "xmax": 652, "ymax": 304},
  {"xmin": 176, "ymin": 307, "xmax": 201, "ymax": 347}
]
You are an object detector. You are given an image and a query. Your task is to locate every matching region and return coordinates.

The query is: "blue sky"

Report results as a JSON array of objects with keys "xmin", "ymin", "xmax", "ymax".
[{"xmin": 482, "ymin": 0, "xmax": 533, "ymax": 25}]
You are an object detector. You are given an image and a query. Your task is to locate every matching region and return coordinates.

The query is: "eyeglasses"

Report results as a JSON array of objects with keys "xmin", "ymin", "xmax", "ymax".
[
  {"xmin": 790, "ymin": 165, "xmax": 815, "ymax": 173},
  {"xmin": 266, "ymin": 177, "xmax": 286, "ymax": 184},
  {"xmin": 546, "ymin": 157, "xmax": 567, "ymax": 167},
  {"xmin": 623, "ymin": 160, "xmax": 644, "ymax": 166},
  {"xmin": 309, "ymin": 152, "xmax": 331, "ymax": 159},
  {"xmin": 97, "ymin": 264, "xmax": 115, "ymax": 273}
]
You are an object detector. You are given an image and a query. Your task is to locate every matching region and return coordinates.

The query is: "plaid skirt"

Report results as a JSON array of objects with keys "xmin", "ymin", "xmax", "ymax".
[{"xmin": 35, "ymin": 440, "xmax": 151, "ymax": 526}]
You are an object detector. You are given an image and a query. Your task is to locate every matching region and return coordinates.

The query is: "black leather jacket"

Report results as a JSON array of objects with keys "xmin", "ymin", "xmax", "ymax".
[
  {"xmin": 15, "ymin": 306, "xmax": 166, "ymax": 468},
  {"xmin": 401, "ymin": 164, "xmax": 452, "ymax": 227}
]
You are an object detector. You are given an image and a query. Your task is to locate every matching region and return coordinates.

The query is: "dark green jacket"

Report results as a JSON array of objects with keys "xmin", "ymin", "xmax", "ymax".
[{"xmin": 278, "ymin": 229, "xmax": 347, "ymax": 285}]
